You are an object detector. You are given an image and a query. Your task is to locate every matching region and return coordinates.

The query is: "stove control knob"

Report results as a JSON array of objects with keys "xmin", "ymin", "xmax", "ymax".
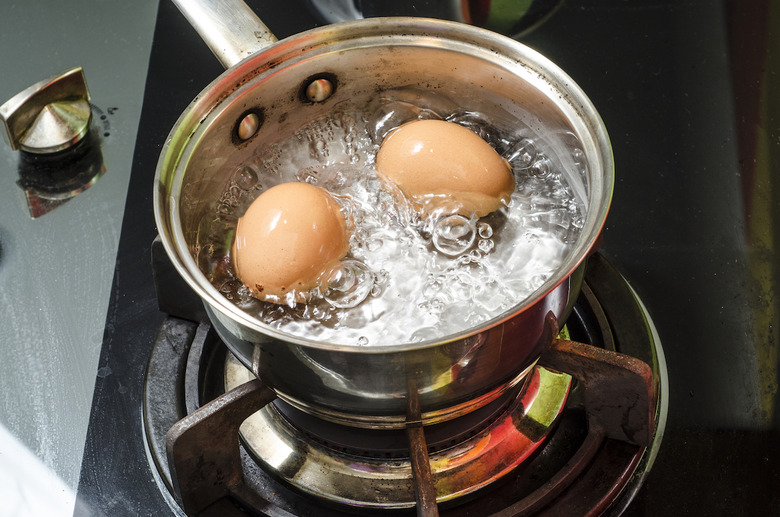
[{"xmin": 0, "ymin": 67, "xmax": 92, "ymax": 154}]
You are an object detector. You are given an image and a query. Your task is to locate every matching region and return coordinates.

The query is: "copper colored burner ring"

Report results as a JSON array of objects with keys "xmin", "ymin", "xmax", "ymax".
[{"xmin": 224, "ymin": 354, "xmax": 572, "ymax": 508}]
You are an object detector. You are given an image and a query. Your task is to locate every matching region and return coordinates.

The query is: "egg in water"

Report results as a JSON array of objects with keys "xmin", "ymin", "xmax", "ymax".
[
  {"xmin": 231, "ymin": 182, "xmax": 350, "ymax": 304},
  {"xmin": 375, "ymin": 119, "xmax": 515, "ymax": 218}
]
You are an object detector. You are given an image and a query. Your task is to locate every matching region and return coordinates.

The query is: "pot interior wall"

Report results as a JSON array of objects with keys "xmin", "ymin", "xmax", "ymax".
[{"xmin": 175, "ymin": 40, "xmax": 595, "ymax": 262}]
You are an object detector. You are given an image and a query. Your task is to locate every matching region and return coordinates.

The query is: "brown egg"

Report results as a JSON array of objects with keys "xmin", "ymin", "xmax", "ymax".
[
  {"xmin": 231, "ymin": 182, "xmax": 350, "ymax": 304},
  {"xmin": 375, "ymin": 119, "xmax": 515, "ymax": 218}
]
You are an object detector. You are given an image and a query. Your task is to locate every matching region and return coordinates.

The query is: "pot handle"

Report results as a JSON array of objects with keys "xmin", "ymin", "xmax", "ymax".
[{"xmin": 170, "ymin": 0, "xmax": 278, "ymax": 69}]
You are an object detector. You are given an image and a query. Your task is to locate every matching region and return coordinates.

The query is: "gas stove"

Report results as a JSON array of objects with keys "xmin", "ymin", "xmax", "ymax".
[{"xmin": 1, "ymin": 1, "xmax": 778, "ymax": 516}]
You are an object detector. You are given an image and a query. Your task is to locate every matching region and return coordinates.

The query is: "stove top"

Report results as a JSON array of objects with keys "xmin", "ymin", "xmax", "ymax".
[{"xmin": 1, "ymin": 1, "xmax": 779, "ymax": 516}]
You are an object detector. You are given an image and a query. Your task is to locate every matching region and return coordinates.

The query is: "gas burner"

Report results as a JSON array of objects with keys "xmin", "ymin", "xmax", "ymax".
[
  {"xmin": 224, "ymin": 356, "xmax": 571, "ymax": 509},
  {"xmin": 142, "ymin": 253, "xmax": 667, "ymax": 516}
]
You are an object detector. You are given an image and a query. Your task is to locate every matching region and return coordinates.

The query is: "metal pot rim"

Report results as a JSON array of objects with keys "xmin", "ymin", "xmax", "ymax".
[{"xmin": 153, "ymin": 16, "xmax": 614, "ymax": 354}]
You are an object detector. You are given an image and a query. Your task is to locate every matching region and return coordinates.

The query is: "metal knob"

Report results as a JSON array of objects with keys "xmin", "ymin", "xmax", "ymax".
[{"xmin": 0, "ymin": 67, "xmax": 92, "ymax": 154}]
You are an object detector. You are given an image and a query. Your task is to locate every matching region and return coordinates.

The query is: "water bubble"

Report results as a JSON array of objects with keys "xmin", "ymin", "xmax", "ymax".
[
  {"xmin": 419, "ymin": 297, "xmax": 446, "ymax": 314},
  {"xmin": 383, "ymin": 87, "xmax": 458, "ymax": 117},
  {"xmin": 529, "ymin": 156, "xmax": 553, "ymax": 178},
  {"xmin": 432, "ymin": 215, "xmax": 476, "ymax": 256},
  {"xmin": 234, "ymin": 285, "xmax": 261, "ymax": 311},
  {"xmin": 310, "ymin": 138, "xmax": 329, "ymax": 161},
  {"xmin": 369, "ymin": 102, "xmax": 442, "ymax": 142},
  {"xmin": 422, "ymin": 276, "xmax": 443, "ymax": 298},
  {"xmin": 446, "ymin": 111, "xmax": 497, "ymax": 144},
  {"xmin": 325, "ymin": 165, "xmax": 362, "ymax": 192},
  {"xmin": 572, "ymin": 148, "xmax": 588, "ymax": 177},
  {"xmin": 368, "ymin": 103, "xmax": 412, "ymax": 142},
  {"xmin": 477, "ymin": 222, "xmax": 493, "ymax": 239},
  {"xmin": 410, "ymin": 327, "xmax": 439, "ymax": 342},
  {"xmin": 259, "ymin": 305, "xmax": 284, "ymax": 325},
  {"xmin": 310, "ymin": 305, "xmax": 330, "ymax": 321},
  {"xmin": 296, "ymin": 166, "xmax": 320, "ymax": 184},
  {"xmin": 366, "ymin": 238, "xmax": 383, "ymax": 252},
  {"xmin": 234, "ymin": 165, "xmax": 258, "ymax": 190},
  {"xmin": 331, "ymin": 197, "xmax": 356, "ymax": 236},
  {"xmin": 218, "ymin": 279, "xmax": 241, "ymax": 294},
  {"xmin": 478, "ymin": 239, "xmax": 495, "ymax": 254},
  {"xmin": 506, "ymin": 138, "xmax": 537, "ymax": 169},
  {"xmin": 228, "ymin": 184, "xmax": 242, "ymax": 203},
  {"xmin": 356, "ymin": 336, "xmax": 369, "ymax": 346},
  {"xmin": 260, "ymin": 143, "xmax": 282, "ymax": 176},
  {"xmin": 444, "ymin": 271, "xmax": 475, "ymax": 301},
  {"xmin": 323, "ymin": 259, "xmax": 374, "ymax": 308},
  {"xmin": 367, "ymin": 88, "xmax": 456, "ymax": 142}
]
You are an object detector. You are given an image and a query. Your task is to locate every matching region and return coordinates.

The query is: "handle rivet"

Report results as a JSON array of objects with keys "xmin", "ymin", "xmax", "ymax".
[
  {"xmin": 305, "ymin": 79, "xmax": 334, "ymax": 103},
  {"xmin": 236, "ymin": 112, "xmax": 260, "ymax": 141}
]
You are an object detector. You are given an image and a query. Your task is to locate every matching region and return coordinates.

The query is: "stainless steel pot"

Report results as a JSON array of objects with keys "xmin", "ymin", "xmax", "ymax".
[{"xmin": 153, "ymin": 0, "xmax": 613, "ymax": 428}]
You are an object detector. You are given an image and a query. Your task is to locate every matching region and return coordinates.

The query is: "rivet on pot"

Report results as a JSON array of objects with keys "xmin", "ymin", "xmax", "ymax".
[
  {"xmin": 298, "ymin": 73, "xmax": 338, "ymax": 105},
  {"xmin": 306, "ymin": 78, "xmax": 334, "ymax": 103},
  {"xmin": 236, "ymin": 112, "xmax": 261, "ymax": 141}
]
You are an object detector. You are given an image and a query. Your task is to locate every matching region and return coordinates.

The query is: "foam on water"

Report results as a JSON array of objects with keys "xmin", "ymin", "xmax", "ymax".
[{"xmin": 194, "ymin": 89, "xmax": 587, "ymax": 346}]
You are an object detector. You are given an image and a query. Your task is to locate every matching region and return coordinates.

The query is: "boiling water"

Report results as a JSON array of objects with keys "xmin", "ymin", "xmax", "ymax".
[{"xmin": 195, "ymin": 89, "xmax": 588, "ymax": 346}]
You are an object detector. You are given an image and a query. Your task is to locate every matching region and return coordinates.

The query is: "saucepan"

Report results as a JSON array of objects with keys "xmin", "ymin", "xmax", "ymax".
[{"xmin": 153, "ymin": 0, "xmax": 614, "ymax": 428}]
